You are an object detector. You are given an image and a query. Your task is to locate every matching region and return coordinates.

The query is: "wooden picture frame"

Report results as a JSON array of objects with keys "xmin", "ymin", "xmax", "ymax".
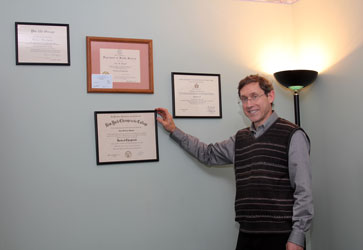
[{"xmin": 87, "ymin": 36, "xmax": 154, "ymax": 93}]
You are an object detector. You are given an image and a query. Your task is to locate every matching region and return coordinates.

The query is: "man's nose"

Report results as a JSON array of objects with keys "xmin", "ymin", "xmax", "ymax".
[{"xmin": 245, "ymin": 99, "xmax": 254, "ymax": 106}]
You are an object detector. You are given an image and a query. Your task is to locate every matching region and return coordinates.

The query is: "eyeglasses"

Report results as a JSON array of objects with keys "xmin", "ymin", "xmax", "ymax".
[{"xmin": 239, "ymin": 93, "xmax": 266, "ymax": 104}]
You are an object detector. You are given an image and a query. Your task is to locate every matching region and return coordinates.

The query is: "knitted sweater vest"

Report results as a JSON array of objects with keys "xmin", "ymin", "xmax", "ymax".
[{"xmin": 234, "ymin": 118, "xmax": 301, "ymax": 233}]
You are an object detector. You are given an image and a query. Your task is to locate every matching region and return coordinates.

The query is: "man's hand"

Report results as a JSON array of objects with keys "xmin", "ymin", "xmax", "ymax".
[
  {"xmin": 286, "ymin": 242, "xmax": 303, "ymax": 250},
  {"xmin": 155, "ymin": 108, "xmax": 176, "ymax": 133}
]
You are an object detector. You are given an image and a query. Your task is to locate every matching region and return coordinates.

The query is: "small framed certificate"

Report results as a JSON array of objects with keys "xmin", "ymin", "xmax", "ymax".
[
  {"xmin": 87, "ymin": 36, "xmax": 154, "ymax": 93},
  {"xmin": 172, "ymin": 72, "xmax": 222, "ymax": 118},
  {"xmin": 94, "ymin": 110, "xmax": 159, "ymax": 165},
  {"xmin": 15, "ymin": 22, "xmax": 70, "ymax": 65}
]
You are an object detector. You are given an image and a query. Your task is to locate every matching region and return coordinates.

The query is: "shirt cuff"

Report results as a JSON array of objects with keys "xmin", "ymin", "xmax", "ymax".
[
  {"xmin": 288, "ymin": 228, "xmax": 305, "ymax": 247},
  {"xmin": 170, "ymin": 127, "xmax": 183, "ymax": 141}
]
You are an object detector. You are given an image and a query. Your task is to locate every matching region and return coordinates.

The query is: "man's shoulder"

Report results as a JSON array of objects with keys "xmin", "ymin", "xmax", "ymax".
[
  {"xmin": 236, "ymin": 127, "xmax": 251, "ymax": 137},
  {"xmin": 275, "ymin": 117, "xmax": 299, "ymax": 130},
  {"xmin": 236, "ymin": 126, "xmax": 250, "ymax": 132},
  {"xmin": 274, "ymin": 118, "xmax": 310, "ymax": 144}
]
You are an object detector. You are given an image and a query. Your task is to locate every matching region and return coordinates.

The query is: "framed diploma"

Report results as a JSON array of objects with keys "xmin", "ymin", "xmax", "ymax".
[
  {"xmin": 87, "ymin": 36, "xmax": 154, "ymax": 93},
  {"xmin": 94, "ymin": 110, "xmax": 159, "ymax": 165},
  {"xmin": 172, "ymin": 72, "xmax": 222, "ymax": 118},
  {"xmin": 15, "ymin": 22, "xmax": 70, "ymax": 65}
]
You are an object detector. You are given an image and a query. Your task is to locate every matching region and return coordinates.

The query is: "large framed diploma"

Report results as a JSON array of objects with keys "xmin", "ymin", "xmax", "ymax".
[
  {"xmin": 172, "ymin": 72, "xmax": 222, "ymax": 118},
  {"xmin": 87, "ymin": 36, "xmax": 154, "ymax": 93},
  {"xmin": 94, "ymin": 110, "xmax": 159, "ymax": 165},
  {"xmin": 15, "ymin": 22, "xmax": 70, "ymax": 65}
]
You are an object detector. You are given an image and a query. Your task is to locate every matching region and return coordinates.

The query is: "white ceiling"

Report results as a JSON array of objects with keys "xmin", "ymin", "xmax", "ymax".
[{"xmin": 240, "ymin": 0, "xmax": 298, "ymax": 4}]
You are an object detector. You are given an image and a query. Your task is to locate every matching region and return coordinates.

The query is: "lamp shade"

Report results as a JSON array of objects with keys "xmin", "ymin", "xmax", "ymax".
[{"xmin": 273, "ymin": 70, "xmax": 318, "ymax": 91}]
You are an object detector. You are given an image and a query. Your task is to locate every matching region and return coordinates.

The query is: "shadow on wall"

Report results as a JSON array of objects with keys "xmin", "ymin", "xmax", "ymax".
[{"xmin": 305, "ymin": 42, "xmax": 363, "ymax": 250}]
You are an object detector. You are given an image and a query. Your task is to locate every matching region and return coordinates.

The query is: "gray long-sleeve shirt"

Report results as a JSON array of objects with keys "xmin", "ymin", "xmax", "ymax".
[{"xmin": 169, "ymin": 112, "xmax": 313, "ymax": 247}]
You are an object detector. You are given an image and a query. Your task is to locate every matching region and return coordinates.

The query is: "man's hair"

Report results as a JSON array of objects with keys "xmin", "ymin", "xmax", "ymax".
[{"xmin": 237, "ymin": 74, "xmax": 274, "ymax": 97}]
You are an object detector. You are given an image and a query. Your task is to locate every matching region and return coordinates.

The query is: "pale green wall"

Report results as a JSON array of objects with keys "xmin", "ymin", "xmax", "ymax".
[
  {"xmin": 3, "ymin": 0, "xmax": 359, "ymax": 249},
  {"xmin": 294, "ymin": 0, "xmax": 363, "ymax": 250}
]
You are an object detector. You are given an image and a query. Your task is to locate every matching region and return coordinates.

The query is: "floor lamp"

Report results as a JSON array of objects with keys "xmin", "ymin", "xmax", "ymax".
[{"xmin": 273, "ymin": 70, "xmax": 318, "ymax": 126}]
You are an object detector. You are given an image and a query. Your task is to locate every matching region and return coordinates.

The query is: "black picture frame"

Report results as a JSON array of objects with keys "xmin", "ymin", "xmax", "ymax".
[
  {"xmin": 15, "ymin": 22, "xmax": 70, "ymax": 65},
  {"xmin": 94, "ymin": 110, "xmax": 159, "ymax": 165},
  {"xmin": 172, "ymin": 72, "xmax": 222, "ymax": 118}
]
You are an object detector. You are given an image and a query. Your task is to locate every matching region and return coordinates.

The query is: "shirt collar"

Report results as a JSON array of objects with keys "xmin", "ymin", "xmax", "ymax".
[{"xmin": 250, "ymin": 111, "xmax": 278, "ymax": 134}]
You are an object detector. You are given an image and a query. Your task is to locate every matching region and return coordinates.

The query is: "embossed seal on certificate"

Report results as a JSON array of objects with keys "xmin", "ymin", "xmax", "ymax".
[{"xmin": 125, "ymin": 151, "xmax": 132, "ymax": 158}]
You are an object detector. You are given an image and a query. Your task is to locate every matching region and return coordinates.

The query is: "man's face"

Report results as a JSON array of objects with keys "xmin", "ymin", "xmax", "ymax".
[{"xmin": 239, "ymin": 82, "xmax": 274, "ymax": 128}]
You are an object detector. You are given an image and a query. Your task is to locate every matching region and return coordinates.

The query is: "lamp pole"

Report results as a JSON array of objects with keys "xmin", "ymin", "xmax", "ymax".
[{"xmin": 293, "ymin": 90, "xmax": 300, "ymax": 126}]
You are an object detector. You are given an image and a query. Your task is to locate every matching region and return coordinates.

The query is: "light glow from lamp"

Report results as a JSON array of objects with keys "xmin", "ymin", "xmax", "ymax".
[
  {"xmin": 259, "ymin": 43, "xmax": 329, "ymax": 74},
  {"xmin": 297, "ymin": 44, "xmax": 329, "ymax": 73}
]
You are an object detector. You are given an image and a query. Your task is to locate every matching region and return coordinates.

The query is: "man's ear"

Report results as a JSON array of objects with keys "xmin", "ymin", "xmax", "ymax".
[{"xmin": 268, "ymin": 90, "xmax": 275, "ymax": 105}]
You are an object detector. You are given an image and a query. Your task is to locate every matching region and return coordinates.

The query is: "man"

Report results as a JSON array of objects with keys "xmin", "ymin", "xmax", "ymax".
[{"xmin": 156, "ymin": 74, "xmax": 313, "ymax": 250}]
